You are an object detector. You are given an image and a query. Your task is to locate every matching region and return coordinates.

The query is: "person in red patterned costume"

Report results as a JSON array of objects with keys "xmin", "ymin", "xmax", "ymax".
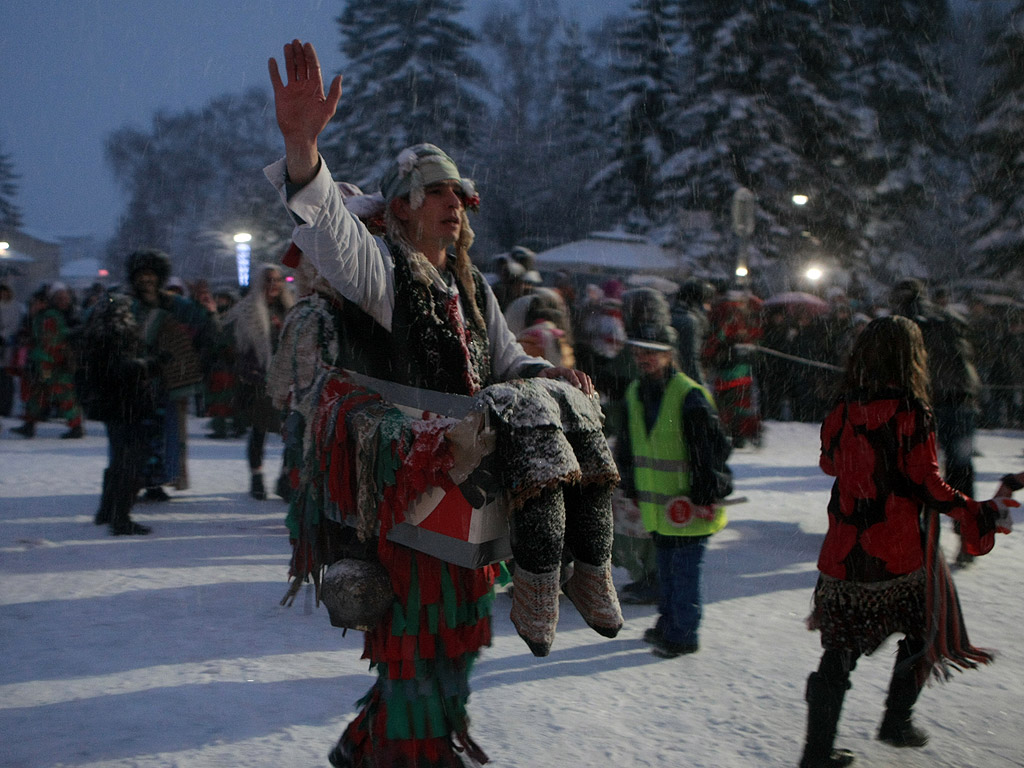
[{"xmin": 798, "ymin": 315, "xmax": 1019, "ymax": 768}]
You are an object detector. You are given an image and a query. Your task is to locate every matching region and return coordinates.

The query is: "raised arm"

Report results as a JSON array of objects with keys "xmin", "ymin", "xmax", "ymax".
[{"xmin": 267, "ymin": 40, "xmax": 342, "ymax": 187}]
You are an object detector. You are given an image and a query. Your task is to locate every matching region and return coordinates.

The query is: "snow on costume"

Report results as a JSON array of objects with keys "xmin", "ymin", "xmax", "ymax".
[{"xmin": 265, "ymin": 145, "xmax": 621, "ymax": 767}]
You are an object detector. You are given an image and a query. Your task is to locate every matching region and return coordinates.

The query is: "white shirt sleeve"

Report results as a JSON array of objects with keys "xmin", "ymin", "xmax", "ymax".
[
  {"xmin": 265, "ymin": 155, "xmax": 551, "ymax": 382},
  {"xmin": 481, "ymin": 279, "xmax": 552, "ymax": 381},
  {"xmin": 264, "ymin": 156, "xmax": 396, "ymax": 331}
]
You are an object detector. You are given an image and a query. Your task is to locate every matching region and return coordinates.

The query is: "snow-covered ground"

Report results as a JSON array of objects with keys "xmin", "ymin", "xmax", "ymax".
[{"xmin": 1, "ymin": 418, "xmax": 1022, "ymax": 768}]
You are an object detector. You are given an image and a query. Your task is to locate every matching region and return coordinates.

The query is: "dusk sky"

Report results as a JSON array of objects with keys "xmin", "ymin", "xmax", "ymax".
[{"xmin": 2, "ymin": 0, "xmax": 630, "ymax": 245}]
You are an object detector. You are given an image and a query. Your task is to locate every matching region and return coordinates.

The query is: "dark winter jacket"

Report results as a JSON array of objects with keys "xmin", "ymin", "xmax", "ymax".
[
  {"xmin": 79, "ymin": 294, "xmax": 158, "ymax": 424},
  {"xmin": 891, "ymin": 298, "xmax": 980, "ymax": 407},
  {"xmin": 670, "ymin": 302, "xmax": 709, "ymax": 386},
  {"xmin": 817, "ymin": 390, "xmax": 999, "ymax": 583}
]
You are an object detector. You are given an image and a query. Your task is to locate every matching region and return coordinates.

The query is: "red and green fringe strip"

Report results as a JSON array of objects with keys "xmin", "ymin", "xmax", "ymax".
[
  {"xmin": 915, "ymin": 509, "xmax": 994, "ymax": 685},
  {"xmin": 285, "ymin": 373, "xmax": 497, "ymax": 764}
]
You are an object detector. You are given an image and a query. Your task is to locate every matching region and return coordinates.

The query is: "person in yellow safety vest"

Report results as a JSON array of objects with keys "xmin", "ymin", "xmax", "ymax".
[{"xmin": 616, "ymin": 319, "xmax": 733, "ymax": 658}]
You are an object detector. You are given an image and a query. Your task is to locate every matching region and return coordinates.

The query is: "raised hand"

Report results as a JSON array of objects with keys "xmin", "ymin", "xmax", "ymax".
[{"xmin": 268, "ymin": 40, "xmax": 342, "ymax": 185}]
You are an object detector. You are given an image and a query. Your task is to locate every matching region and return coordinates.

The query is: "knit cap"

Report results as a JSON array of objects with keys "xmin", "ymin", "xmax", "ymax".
[{"xmin": 380, "ymin": 144, "xmax": 477, "ymax": 210}]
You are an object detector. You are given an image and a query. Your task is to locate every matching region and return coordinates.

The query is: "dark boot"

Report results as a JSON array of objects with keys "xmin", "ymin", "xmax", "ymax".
[
  {"xmin": 250, "ymin": 472, "xmax": 266, "ymax": 500},
  {"xmin": 141, "ymin": 486, "xmax": 170, "ymax": 502},
  {"xmin": 60, "ymin": 425, "xmax": 84, "ymax": 439},
  {"xmin": 878, "ymin": 640, "xmax": 929, "ymax": 748},
  {"xmin": 109, "ymin": 482, "xmax": 150, "ymax": 536},
  {"xmin": 799, "ymin": 672, "xmax": 856, "ymax": 768},
  {"xmin": 94, "ymin": 469, "xmax": 114, "ymax": 525},
  {"xmin": 11, "ymin": 421, "xmax": 35, "ymax": 438}
]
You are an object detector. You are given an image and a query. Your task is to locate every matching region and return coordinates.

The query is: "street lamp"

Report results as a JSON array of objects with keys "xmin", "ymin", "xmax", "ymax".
[
  {"xmin": 732, "ymin": 187, "xmax": 755, "ymax": 286},
  {"xmin": 805, "ymin": 264, "xmax": 824, "ymax": 283},
  {"xmin": 792, "ymin": 194, "xmax": 809, "ymax": 206},
  {"xmin": 233, "ymin": 232, "xmax": 252, "ymax": 288}
]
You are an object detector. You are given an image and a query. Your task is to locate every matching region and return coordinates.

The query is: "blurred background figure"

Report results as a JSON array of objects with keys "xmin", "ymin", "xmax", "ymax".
[
  {"xmin": 10, "ymin": 282, "xmax": 84, "ymax": 438},
  {"xmin": 703, "ymin": 288, "xmax": 763, "ymax": 448},
  {"xmin": 889, "ymin": 278, "xmax": 981, "ymax": 567},
  {"xmin": 491, "ymin": 245, "xmax": 542, "ymax": 311},
  {"xmin": 79, "ymin": 292, "xmax": 160, "ymax": 536},
  {"xmin": 124, "ymin": 249, "xmax": 209, "ymax": 501},
  {"xmin": 204, "ymin": 288, "xmax": 243, "ymax": 439},
  {"xmin": 671, "ymin": 277, "xmax": 714, "ymax": 387},
  {"xmin": 222, "ymin": 264, "xmax": 294, "ymax": 500},
  {"xmin": 504, "ymin": 286, "xmax": 575, "ymax": 367},
  {"xmin": 0, "ymin": 282, "xmax": 22, "ymax": 419}
]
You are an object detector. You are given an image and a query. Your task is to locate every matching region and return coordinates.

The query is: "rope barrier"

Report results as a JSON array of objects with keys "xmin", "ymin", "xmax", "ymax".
[
  {"xmin": 733, "ymin": 343, "xmax": 1021, "ymax": 392},
  {"xmin": 733, "ymin": 343, "xmax": 843, "ymax": 373}
]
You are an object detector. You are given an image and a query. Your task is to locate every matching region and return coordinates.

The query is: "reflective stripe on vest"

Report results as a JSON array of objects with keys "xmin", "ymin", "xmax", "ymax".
[{"xmin": 626, "ymin": 372, "xmax": 727, "ymax": 537}]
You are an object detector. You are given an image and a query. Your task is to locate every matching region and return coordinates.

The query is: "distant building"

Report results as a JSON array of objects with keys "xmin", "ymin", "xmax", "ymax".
[{"xmin": 0, "ymin": 228, "xmax": 61, "ymax": 299}]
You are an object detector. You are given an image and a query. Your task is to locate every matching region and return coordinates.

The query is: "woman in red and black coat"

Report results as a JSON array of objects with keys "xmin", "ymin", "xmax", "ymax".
[{"xmin": 798, "ymin": 315, "xmax": 1019, "ymax": 768}]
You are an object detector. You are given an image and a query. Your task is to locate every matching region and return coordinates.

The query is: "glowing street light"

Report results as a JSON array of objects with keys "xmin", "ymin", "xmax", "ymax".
[
  {"xmin": 805, "ymin": 265, "xmax": 824, "ymax": 282},
  {"xmin": 792, "ymin": 194, "xmax": 809, "ymax": 206},
  {"xmin": 233, "ymin": 232, "xmax": 252, "ymax": 287},
  {"xmin": 735, "ymin": 265, "xmax": 748, "ymax": 278}
]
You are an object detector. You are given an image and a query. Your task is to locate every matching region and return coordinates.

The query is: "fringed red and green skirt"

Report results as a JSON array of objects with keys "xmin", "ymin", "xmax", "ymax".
[
  {"xmin": 284, "ymin": 374, "xmax": 500, "ymax": 766},
  {"xmin": 341, "ymin": 545, "xmax": 496, "ymax": 767}
]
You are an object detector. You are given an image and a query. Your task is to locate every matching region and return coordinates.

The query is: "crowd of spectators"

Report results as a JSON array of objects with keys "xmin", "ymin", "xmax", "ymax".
[{"xmin": 487, "ymin": 265, "xmax": 1024, "ymax": 443}]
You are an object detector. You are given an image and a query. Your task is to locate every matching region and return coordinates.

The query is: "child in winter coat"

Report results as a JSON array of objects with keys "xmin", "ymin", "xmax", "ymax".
[
  {"xmin": 616, "ymin": 320, "xmax": 733, "ymax": 658},
  {"xmin": 799, "ymin": 315, "xmax": 1019, "ymax": 768}
]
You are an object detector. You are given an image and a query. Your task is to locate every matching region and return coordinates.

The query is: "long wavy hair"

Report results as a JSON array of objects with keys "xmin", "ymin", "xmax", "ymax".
[
  {"xmin": 844, "ymin": 315, "xmax": 930, "ymax": 405},
  {"xmin": 384, "ymin": 206, "xmax": 485, "ymax": 330}
]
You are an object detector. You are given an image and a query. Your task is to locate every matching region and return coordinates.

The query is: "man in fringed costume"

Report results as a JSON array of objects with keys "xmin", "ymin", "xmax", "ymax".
[{"xmin": 265, "ymin": 40, "xmax": 622, "ymax": 767}]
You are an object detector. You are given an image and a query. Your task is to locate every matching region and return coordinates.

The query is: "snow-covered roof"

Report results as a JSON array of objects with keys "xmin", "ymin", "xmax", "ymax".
[{"xmin": 535, "ymin": 232, "xmax": 683, "ymax": 273}]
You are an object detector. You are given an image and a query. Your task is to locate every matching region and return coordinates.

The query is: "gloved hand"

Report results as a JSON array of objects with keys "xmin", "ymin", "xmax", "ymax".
[{"xmin": 985, "ymin": 497, "xmax": 1019, "ymax": 534}]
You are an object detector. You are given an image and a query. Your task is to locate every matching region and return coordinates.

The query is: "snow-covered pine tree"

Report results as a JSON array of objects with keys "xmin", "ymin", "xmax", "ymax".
[
  {"xmin": 832, "ymin": 0, "xmax": 960, "ymax": 280},
  {"xmin": 546, "ymin": 22, "xmax": 616, "ymax": 242},
  {"xmin": 966, "ymin": 0, "xmax": 1024, "ymax": 280},
  {"xmin": 661, "ymin": 0, "xmax": 869, "ymax": 281},
  {"xmin": 590, "ymin": 0, "xmax": 684, "ymax": 230},
  {"xmin": 0, "ymin": 142, "xmax": 22, "ymax": 230},
  {"xmin": 474, "ymin": 6, "xmax": 612, "ymax": 251},
  {"xmin": 472, "ymin": 1, "xmax": 563, "ymax": 251},
  {"xmin": 321, "ymin": 0, "xmax": 488, "ymax": 192}
]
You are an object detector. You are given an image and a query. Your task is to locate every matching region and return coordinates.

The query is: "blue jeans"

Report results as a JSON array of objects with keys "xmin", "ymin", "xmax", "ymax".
[{"xmin": 654, "ymin": 535, "xmax": 707, "ymax": 646}]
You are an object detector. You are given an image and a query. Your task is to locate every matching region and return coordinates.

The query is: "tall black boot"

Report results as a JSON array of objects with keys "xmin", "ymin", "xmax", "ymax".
[
  {"xmin": 94, "ymin": 469, "xmax": 114, "ymax": 525},
  {"xmin": 109, "ymin": 477, "xmax": 150, "ymax": 536},
  {"xmin": 878, "ymin": 640, "xmax": 929, "ymax": 748},
  {"xmin": 799, "ymin": 672, "xmax": 855, "ymax": 768}
]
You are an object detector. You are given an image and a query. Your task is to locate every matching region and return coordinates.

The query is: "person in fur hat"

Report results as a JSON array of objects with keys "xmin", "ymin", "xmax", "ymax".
[
  {"xmin": 267, "ymin": 39, "xmax": 620, "ymax": 768},
  {"xmin": 222, "ymin": 264, "xmax": 294, "ymax": 499},
  {"xmin": 79, "ymin": 291, "xmax": 161, "ymax": 535},
  {"xmin": 124, "ymin": 249, "xmax": 212, "ymax": 500}
]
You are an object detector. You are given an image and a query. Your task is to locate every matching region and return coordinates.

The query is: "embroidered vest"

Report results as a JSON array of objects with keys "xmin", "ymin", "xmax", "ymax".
[{"xmin": 388, "ymin": 238, "xmax": 492, "ymax": 395}]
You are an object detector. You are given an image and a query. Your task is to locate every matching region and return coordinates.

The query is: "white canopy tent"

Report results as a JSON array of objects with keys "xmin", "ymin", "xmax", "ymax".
[{"xmin": 534, "ymin": 232, "xmax": 685, "ymax": 274}]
